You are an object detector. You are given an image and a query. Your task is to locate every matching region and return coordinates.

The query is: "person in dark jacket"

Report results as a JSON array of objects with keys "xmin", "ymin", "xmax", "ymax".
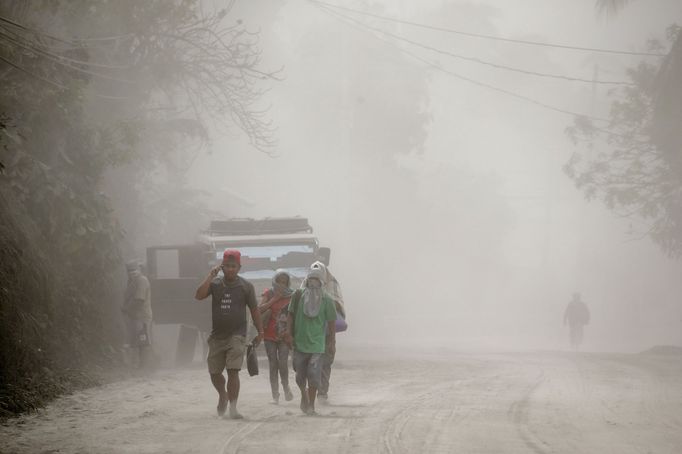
[{"xmin": 563, "ymin": 292, "xmax": 590, "ymax": 350}]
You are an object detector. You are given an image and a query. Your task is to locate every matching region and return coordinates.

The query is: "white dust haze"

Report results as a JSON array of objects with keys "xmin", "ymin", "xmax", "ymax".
[{"xmin": 129, "ymin": 0, "xmax": 682, "ymax": 353}]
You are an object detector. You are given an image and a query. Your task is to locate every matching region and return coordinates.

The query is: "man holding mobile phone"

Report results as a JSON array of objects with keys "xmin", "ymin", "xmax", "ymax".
[{"xmin": 195, "ymin": 249, "xmax": 264, "ymax": 419}]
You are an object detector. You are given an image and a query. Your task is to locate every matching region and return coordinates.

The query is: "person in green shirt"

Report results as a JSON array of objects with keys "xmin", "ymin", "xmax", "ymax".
[{"xmin": 284, "ymin": 268, "xmax": 336, "ymax": 415}]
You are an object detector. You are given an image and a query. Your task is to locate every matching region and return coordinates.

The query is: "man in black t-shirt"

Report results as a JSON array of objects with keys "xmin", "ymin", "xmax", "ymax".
[{"xmin": 195, "ymin": 249, "xmax": 264, "ymax": 419}]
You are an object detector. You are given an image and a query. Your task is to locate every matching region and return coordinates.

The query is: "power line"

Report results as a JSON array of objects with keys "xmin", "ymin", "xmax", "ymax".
[
  {"xmin": 309, "ymin": 0, "xmax": 666, "ymax": 58},
  {"xmin": 0, "ymin": 30, "xmax": 136, "ymax": 84},
  {"xmin": 0, "ymin": 54, "xmax": 67, "ymax": 90},
  {"xmin": 317, "ymin": 7, "xmax": 633, "ymax": 86},
  {"xmin": 0, "ymin": 14, "xmax": 137, "ymax": 53},
  {"xmin": 315, "ymin": 3, "xmax": 611, "ymax": 124},
  {"xmin": 0, "ymin": 48, "xmax": 133, "ymax": 100},
  {"xmin": 0, "ymin": 23, "xmax": 131, "ymax": 70},
  {"xmin": 0, "ymin": 15, "xmax": 74, "ymax": 46},
  {"xmin": 316, "ymin": 4, "xmax": 646, "ymax": 139}
]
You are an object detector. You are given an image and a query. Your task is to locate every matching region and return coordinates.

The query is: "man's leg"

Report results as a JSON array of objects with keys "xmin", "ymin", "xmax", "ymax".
[
  {"xmin": 226, "ymin": 369, "xmax": 242, "ymax": 419},
  {"xmin": 207, "ymin": 336, "xmax": 228, "ymax": 416},
  {"xmin": 306, "ymin": 353, "xmax": 323, "ymax": 415},
  {"xmin": 307, "ymin": 385, "xmax": 317, "ymax": 413},
  {"xmin": 278, "ymin": 342, "xmax": 293, "ymax": 401},
  {"xmin": 576, "ymin": 324, "xmax": 584, "ymax": 349},
  {"xmin": 210, "ymin": 373, "xmax": 228, "ymax": 416},
  {"xmin": 223, "ymin": 335, "xmax": 246, "ymax": 419},
  {"xmin": 569, "ymin": 325, "xmax": 579, "ymax": 350},
  {"xmin": 293, "ymin": 351, "xmax": 310, "ymax": 413},
  {"xmin": 122, "ymin": 316, "xmax": 136, "ymax": 367},
  {"xmin": 264, "ymin": 340, "xmax": 280, "ymax": 402},
  {"xmin": 138, "ymin": 322, "xmax": 153, "ymax": 369},
  {"xmin": 318, "ymin": 349, "xmax": 335, "ymax": 402}
]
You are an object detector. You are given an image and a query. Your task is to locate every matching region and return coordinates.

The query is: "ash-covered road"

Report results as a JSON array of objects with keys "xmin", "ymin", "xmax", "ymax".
[{"xmin": 2, "ymin": 350, "xmax": 681, "ymax": 454}]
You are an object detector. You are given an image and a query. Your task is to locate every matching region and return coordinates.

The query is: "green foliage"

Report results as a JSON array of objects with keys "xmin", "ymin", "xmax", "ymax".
[
  {"xmin": 0, "ymin": 192, "xmax": 107, "ymax": 418},
  {"xmin": 0, "ymin": 0, "xmax": 275, "ymax": 416},
  {"xmin": 565, "ymin": 28, "xmax": 682, "ymax": 257},
  {"xmin": 595, "ymin": 0, "xmax": 635, "ymax": 18}
]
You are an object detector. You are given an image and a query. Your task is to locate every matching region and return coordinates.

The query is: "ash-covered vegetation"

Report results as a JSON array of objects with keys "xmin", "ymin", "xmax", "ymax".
[{"xmin": 0, "ymin": 0, "xmax": 275, "ymax": 417}]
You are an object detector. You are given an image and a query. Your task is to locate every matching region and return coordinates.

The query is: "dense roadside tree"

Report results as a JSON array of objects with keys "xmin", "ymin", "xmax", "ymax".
[
  {"xmin": 595, "ymin": 0, "xmax": 635, "ymax": 18},
  {"xmin": 565, "ymin": 26, "xmax": 682, "ymax": 257},
  {"xmin": 0, "ymin": 0, "xmax": 275, "ymax": 416}
]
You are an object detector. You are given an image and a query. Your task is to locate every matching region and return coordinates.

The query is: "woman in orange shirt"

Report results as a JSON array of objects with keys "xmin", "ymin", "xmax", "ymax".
[{"xmin": 258, "ymin": 270, "xmax": 295, "ymax": 403}]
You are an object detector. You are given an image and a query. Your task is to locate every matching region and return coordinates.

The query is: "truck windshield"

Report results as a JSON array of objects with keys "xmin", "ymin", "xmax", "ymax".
[
  {"xmin": 215, "ymin": 244, "xmax": 313, "ymax": 260},
  {"xmin": 213, "ymin": 243, "xmax": 316, "ymax": 277}
]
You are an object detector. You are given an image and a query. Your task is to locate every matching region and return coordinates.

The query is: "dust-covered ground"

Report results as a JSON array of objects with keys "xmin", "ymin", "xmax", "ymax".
[{"xmin": 2, "ymin": 347, "xmax": 681, "ymax": 454}]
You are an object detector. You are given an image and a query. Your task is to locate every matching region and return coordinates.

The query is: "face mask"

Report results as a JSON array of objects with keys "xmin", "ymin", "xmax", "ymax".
[{"xmin": 307, "ymin": 278, "xmax": 322, "ymax": 289}]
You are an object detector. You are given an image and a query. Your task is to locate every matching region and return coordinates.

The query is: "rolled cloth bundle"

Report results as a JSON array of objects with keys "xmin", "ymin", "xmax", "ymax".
[{"xmin": 309, "ymin": 261, "xmax": 346, "ymax": 319}]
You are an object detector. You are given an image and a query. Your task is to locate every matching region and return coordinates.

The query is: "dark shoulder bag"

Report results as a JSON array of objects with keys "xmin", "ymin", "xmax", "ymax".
[{"xmin": 246, "ymin": 344, "xmax": 258, "ymax": 376}]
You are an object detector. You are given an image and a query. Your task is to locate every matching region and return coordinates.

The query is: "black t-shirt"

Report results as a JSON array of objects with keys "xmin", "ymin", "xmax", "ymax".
[{"xmin": 209, "ymin": 276, "xmax": 257, "ymax": 338}]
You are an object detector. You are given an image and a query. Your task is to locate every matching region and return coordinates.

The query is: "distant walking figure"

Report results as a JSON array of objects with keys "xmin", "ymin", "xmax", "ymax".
[{"xmin": 563, "ymin": 293, "xmax": 590, "ymax": 350}]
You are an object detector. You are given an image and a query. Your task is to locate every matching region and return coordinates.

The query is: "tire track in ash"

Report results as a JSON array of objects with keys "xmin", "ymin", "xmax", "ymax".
[
  {"xmin": 381, "ymin": 368, "xmax": 508, "ymax": 454},
  {"xmin": 381, "ymin": 382, "xmax": 454, "ymax": 454},
  {"xmin": 219, "ymin": 403, "xmax": 365, "ymax": 454},
  {"xmin": 507, "ymin": 369, "xmax": 551, "ymax": 454},
  {"xmin": 220, "ymin": 414, "xmax": 278, "ymax": 454},
  {"xmin": 584, "ymin": 354, "xmax": 682, "ymax": 433},
  {"xmin": 617, "ymin": 356, "xmax": 682, "ymax": 432},
  {"xmin": 571, "ymin": 354, "xmax": 628, "ymax": 428},
  {"xmin": 332, "ymin": 405, "xmax": 368, "ymax": 454}
]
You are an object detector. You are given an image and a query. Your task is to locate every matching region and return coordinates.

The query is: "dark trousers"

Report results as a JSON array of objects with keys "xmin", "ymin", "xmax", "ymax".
[
  {"xmin": 319, "ymin": 349, "xmax": 335, "ymax": 397},
  {"xmin": 264, "ymin": 340, "xmax": 290, "ymax": 398},
  {"xmin": 569, "ymin": 324, "xmax": 584, "ymax": 350}
]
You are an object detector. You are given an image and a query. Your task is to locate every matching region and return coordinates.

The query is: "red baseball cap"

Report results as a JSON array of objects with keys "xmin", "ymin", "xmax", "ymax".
[{"xmin": 222, "ymin": 249, "xmax": 241, "ymax": 265}]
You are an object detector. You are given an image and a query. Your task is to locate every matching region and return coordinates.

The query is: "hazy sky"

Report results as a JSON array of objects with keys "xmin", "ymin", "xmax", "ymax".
[{"xmin": 186, "ymin": 0, "xmax": 682, "ymax": 352}]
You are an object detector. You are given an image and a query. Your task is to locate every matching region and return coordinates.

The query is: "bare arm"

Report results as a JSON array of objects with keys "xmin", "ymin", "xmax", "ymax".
[
  {"xmin": 250, "ymin": 306, "xmax": 264, "ymax": 346},
  {"xmin": 195, "ymin": 266, "xmax": 219, "ymax": 300},
  {"xmin": 257, "ymin": 292, "xmax": 279, "ymax": 313},
  {"xmin": 257, "ymin": 294, "xmax": 269, "ymax": 311}
]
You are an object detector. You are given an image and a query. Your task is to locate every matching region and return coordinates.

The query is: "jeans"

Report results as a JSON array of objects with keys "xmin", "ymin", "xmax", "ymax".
[
  {"xmin": 319, "ymin": 349, "xmax": 335, "ymax": 397},
  {"xmin": 292, "ymin": 351, "xmax": 322, "ymax": 390},
  {"xmin": 264, "ymin": 340, "xmax": 291, "ymax": 398}
]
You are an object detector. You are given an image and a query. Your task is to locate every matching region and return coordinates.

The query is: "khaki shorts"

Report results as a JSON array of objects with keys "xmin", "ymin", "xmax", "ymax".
[{"xmin": 207, "ymin": 335, "xmax": 246, "ymax": 374}]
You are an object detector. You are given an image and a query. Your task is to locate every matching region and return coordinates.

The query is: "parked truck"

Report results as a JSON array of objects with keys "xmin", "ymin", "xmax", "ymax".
[{"xmin": 145, "ymin": 216, "xmax": 330, "ymax": 364}]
